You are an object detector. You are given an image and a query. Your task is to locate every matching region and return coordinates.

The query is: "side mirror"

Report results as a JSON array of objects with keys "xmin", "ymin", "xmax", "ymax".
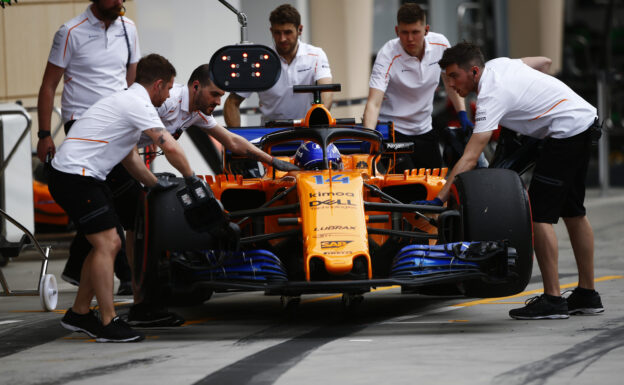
[{"xmin": 209, "ymin": 45, "xmax": 281, "ymax": 92}]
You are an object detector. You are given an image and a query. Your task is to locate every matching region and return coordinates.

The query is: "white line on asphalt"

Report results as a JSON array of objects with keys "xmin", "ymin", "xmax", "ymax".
[
  {"xmin": 349, "ymin": 339, "xmax": 372, "ymax": 342},
  {"xmin": 0, "ymin": 320, "xmax": 22, "ymax": 325}
]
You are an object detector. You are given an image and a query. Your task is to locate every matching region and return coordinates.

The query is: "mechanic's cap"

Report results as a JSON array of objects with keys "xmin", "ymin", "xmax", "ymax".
[{"xmin": 294, "ymin": 141, "xmax": 343, "ymax": 171}]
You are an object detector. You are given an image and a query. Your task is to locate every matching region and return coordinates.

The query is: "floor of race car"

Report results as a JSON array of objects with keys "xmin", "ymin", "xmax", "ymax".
[{"xmin": 1, "ymin": 188, "xmax": 624, "ymax": 385}]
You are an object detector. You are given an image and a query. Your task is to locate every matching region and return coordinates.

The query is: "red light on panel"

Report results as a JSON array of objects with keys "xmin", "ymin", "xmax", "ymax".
[
  {"xmin": 263, "ymin": 54, "xmax": 269, "ymax": 60},
  {"xmin": 230, "ymin": 72, "xmax": 237, "ymax": 78},
  {"xmin": 242, "ymin": 53, "xmax": 248, "ymax": 58},
  {"xmin": 221, "ymin": 55, "xmax": 229, "ymax": 61},
  {"xmin": 255, "ymin": 72, "xmax": 261, "ymax": 77},
  {"xmin": 230, "ymin": 63, "xmax": 236, "ymax": 69},
  {"xmin": 254, "ymin": 63, "xmax": 260, "ymax": 68}
]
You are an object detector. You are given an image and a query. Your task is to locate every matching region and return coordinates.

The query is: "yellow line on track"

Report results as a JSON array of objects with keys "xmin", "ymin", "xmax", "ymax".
[{"xmin": 452, "ymin": 275, "xmax": 623, "ymax": 308}]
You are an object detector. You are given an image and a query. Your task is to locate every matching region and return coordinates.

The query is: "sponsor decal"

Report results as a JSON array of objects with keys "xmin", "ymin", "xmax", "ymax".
[
  {"xmin": 321, "ymin": 240, "xmax": 353, "ymax": 249},
  {"xmin": 314, "ymin": 175, "xmax": 349, "ymax": 184},
  {"xmin": 309, "ymin": 192, "xmax": 354, "ymax": 198},
  {"xmin": 297, "ymin": 66, "xmax": 312, "ymax": 72},
  {"xmin": 323, "ymin": 251, "xmax": 351, "ymax": 255},
  {"xmin": 309, "ymin": 199, "xmax": 355, "ymax": 207},
  {"xmin": 475, "ymin": 117, "xmax": 486, "ymax": 122},
  {"xmin": 314, "ymin": 226, "xmax": 356, "ymax": 231}
]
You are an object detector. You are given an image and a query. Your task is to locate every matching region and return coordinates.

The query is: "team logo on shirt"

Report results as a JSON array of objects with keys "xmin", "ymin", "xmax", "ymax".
[
  {"xmin": 475, "ymin": 109, "xmax": 487, "ymax": 122},
  {"xmin": 297, "ymin": 66, "xmax": 312, "ymax": 73}
]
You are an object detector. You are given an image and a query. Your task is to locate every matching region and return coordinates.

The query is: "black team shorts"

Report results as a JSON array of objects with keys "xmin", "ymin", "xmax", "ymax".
[
  {"xmin": 529, "ymin": 128, "xmax": 591, "ymax": 224},
  {"xmin": 48, "ymin": 166, "xmax": 119, "ymax": 235}
]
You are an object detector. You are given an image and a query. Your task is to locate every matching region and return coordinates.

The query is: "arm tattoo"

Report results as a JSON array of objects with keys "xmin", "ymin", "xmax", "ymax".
[{"xmin": 158, "ymin": 135, "xmax": 165, "ymax": 145}]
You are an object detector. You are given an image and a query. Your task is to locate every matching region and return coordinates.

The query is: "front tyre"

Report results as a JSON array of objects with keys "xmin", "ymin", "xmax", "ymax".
[{"xmin": 450, "ymin": 169, "xmax": 533, "ymax": 297}]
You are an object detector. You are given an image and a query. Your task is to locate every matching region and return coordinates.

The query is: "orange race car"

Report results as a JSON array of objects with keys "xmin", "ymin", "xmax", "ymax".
[{"xmin": 132, "ymin": 82, "xmax": 534, "ymax": 309}]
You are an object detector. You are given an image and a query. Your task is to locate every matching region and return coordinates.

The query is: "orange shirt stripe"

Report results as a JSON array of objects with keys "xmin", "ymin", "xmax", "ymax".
[
  {"xmin": 64, "ymin": 18, "xmax": 89, "ymax": 60},
  {"xmin": 66, "ymin": 137, "xmax": 109, "ymax": 144},
  {"xmin": 386, "ymin": 54, "xmax": 402, "ymax": 79},
  {"xmin": 429, "ymin": 42, "xmax": 448, "ymax": 47},
  {"xmin": 529, "ymin": 99, "xmax": 568, "ymax": 121},
  {"xmin": 197, "ymin": 112, "xmax": 210, "ymax": 124}
]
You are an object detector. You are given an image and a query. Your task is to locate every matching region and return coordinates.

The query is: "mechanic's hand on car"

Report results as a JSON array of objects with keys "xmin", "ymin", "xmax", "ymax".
[
  {"xmin": 457, "ymin": 110, "xmax": 474, "ymax": 132},
  {"xmin": 271, "ymin": 157, "xmax": 301, "ymax": 171},
  {"xmin": 151, "ymin": 174, "xmax": 178, "ymax": 192},
  {"xmin": 412, "ymin": 197, "xmax": 444, "ymax": 206}
]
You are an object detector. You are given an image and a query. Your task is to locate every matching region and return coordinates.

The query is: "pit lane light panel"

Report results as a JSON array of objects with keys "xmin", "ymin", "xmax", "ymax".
[{"xmin": 209, "ymin": 45, "xmax": 281, "ymax": 92}]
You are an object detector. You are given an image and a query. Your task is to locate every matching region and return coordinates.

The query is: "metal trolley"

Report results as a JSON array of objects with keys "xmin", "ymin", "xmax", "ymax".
[
  {"xmin": 0, "ymin": 106, "xmax": 58, "ymax": 311},
  {"xmin": 0, "ymin": 208, "xmax": 57, "ymax": 311}
]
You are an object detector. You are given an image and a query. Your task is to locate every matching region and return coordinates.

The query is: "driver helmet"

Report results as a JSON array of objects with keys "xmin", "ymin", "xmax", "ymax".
[{"xmin": 294, "ymin": 142, "xmax": 343, "ymax": 170}]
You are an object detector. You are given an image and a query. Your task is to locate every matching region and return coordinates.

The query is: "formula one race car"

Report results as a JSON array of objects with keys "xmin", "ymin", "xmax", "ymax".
[{"xmin": 133, "ymin": 80, "xmax": 533, "ymax": 308}]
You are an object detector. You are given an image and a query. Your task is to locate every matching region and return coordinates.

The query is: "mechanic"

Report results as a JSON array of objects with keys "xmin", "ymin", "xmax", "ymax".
[
  {"xmin": 427, "ymin": 42, "xmax": 603, "ymax": 320},
  {"xmin": 36, "ymin": 0, "xmax": 139, "ymax": 295},
  {"xmin": 223, "ymin": 4, "xmax": 333, "ymax": 126},
  {"xmin": 362, "ymin": 3, "xmax": 471, "ymax": 171},
  {"xmin": 49, "ymin": 54, "xmax": 198, "ymax": 342},
  {"xmin": 60, "ymin": 63, "xmax": 300, "ymax": 328}
]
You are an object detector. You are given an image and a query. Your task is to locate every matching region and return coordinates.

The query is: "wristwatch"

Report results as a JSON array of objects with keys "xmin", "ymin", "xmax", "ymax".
[{"xmin": 37, "ymin": 130, "xmax": 51, "ymax": 139}]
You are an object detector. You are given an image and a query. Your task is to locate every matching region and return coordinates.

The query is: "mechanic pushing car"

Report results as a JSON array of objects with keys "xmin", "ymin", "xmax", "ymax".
[
  {"xmin": 429, "ymin": 42, "xmax": 603, "ymax": 320},
  {"xmin": 59, "ymin": 63, "xmax": 300, "ymax": 328},
  {"xmin": 37, "ymin": 0, "xmax": 139, "ymax": 296},
  {"xmin": 48, "ymin": 54, "xmax": 200, "ymax": 342},
  {"xmin": 223, "ymin": 4, "xmax": 333, "ymax": 126},
  {"xmin": 362, "ymin": 3, "xmax": 471, "ymax": 171}
]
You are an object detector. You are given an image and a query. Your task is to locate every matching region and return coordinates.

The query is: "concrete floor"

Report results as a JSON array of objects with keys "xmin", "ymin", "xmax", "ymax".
[{"xmin": 1, "ymin": 188, "xmax": 623, "ymax": 385}]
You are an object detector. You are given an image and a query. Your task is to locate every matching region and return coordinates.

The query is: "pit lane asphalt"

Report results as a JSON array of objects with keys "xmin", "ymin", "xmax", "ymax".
[{"xmin": 1, "ymin": 188, "xmax": 623, "ymax": 385}]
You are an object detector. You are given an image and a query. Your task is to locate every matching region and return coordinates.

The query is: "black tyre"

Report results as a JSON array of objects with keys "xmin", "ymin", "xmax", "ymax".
[
  {"xmin": 134, "ymin": 181, "xmax": 216, "ymax": 304},
  {"xmin": 449, "ymin": 168, "xmax": 533, "ymax": 297}
]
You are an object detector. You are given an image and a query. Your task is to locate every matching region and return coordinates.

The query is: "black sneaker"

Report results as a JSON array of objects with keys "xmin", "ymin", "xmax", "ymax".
[
  {"xmin": 509, "ymin": 294, "xmax": 570, "ymax": 320},
  {"xmin": 565, "ymin": 288, "xmax": 605, "ymax": 315},
  {"xmin": 127, "ymin": 303, "xmax": 185, "ymax": 327},
  {"xmin": 96, "ymin": 316, "xmax": 145, "ymax": 343},
  {"xmin": 116, "ymin": 281, "xmax": 133, "ymax": 296},
  {"xmin": 60, "ymin": 308, "xmax": 102, "ymax": 338}
]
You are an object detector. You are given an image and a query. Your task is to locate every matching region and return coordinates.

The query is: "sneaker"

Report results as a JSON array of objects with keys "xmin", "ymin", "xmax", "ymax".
[
  {"xmin": 96, "ymin": 316, "xmax": 145, "ymax": 343},
  {"xmin": 60, "ymin": 308, "xmax": 102, "ymax": 338},
  {"xmin": 116, "ymin": 281, "xmax": 133, "ymax": 296},
  {"xmin": 565, "ymin": 287, "xmax": 605, "ymax": 315},
  {"xmin": 127, "ymin": 303, "xmax": 185, "ymax": 327},
  {"xmin": 509, "ymin": 294, "xmax": 570, "ymax": 320}
]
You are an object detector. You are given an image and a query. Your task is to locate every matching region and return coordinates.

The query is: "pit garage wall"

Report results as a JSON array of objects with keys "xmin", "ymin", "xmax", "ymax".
[{"xmin": 0, "ymin": 0, "xmax": 565, "ymax": 177}]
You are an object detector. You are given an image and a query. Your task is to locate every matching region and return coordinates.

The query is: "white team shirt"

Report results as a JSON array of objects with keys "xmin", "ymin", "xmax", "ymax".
[
  {"xmin": 474, "ymin": 58, "xmax": 597, "ymax": 139},
  {"xmin": 236, "ymin": 41, "xmax": 332, "ymax": 122},
  {"xmin": 136, "ymin": 83, "xmax": 217, "ymax": 148},
  {"xmin": 370, "ymin": 33, "xmax": 450, "ymax": 136},
  {"xmin": 52, "ymin": 83, "xmax": 164, "ymax": 181},
  {"xmin": 48, "ymin": 5, "xmax": 141, "ymax": 123}
]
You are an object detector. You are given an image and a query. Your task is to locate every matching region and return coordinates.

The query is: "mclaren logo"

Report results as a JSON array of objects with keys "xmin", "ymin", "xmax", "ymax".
[
  {"xmin": 321, "ymin": 240, "xmax": 353, "ymax": 249},
  {"xmin": 309, "ymin": 199, "xmax": 355, "ymax": 207}
]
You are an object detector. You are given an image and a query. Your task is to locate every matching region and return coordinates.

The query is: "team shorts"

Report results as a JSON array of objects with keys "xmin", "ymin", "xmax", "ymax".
[
  {"xmin": 106, "ymin": 163, "xmax": 142, "ymax": 230},
  {"xmin": 394, "ymin": 130, "xmax": 443, "ymax": 172},
  {"xmin": 48, "ymin": 166, "xmax": 119, "ymax": 235},
  {"xmin": 528, "ymin": 129, "xmax": 591, "ymax": 224}
]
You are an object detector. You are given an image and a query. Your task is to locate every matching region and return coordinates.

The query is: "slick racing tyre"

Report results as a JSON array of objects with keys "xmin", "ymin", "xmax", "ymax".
[
  {"xmin": 449, "ymin": 168, "xmax": 533, "ymax": 298},
  {"xmin": 133, "ymin": 182, "xmax": 216, "ymax": 305}
]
